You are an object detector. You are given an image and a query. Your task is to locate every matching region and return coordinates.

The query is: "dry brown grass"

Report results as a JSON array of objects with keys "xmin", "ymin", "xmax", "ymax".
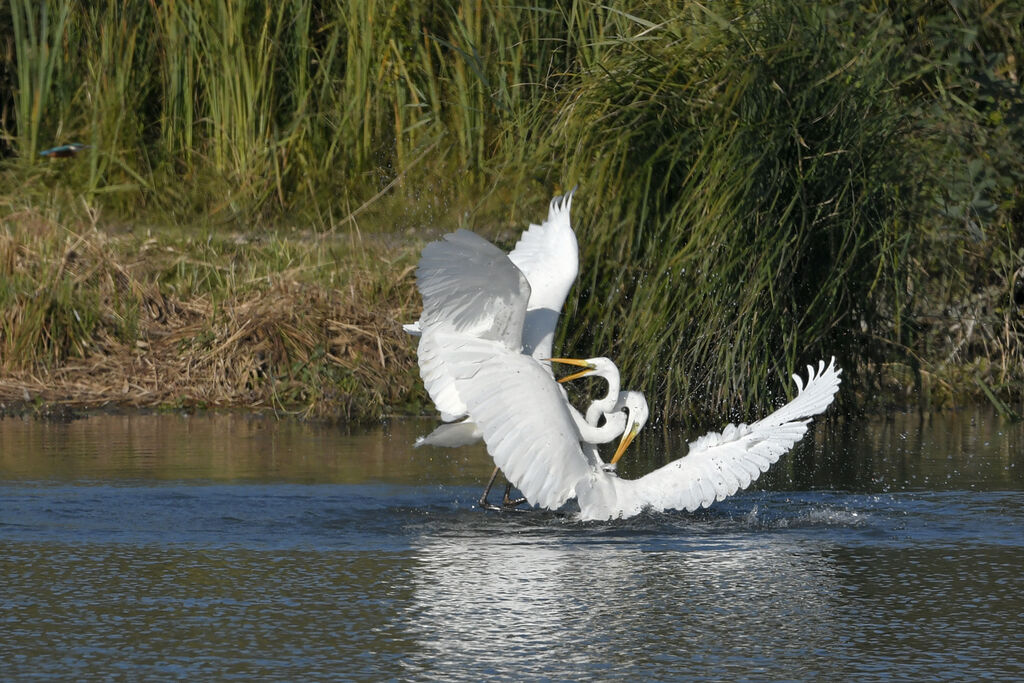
[{"xmin": 0, "ymin": 210, "xmax": 421, "ymax": 421}]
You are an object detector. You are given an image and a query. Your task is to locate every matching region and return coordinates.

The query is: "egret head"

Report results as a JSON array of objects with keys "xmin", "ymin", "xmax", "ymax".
[
  {"xmin": 548, "ymin": 356, "xmax": 616, "ymax": 384},
  {"xmin": 609, "ymin": 391, "xmax": 649, "ymax": 466}
]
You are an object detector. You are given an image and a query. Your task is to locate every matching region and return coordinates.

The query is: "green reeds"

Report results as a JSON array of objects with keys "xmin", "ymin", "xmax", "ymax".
[
  {"xmin": 541, "ymin": 3, "xmax": 907, "ymax": 420},
  {"xmin": 546, "ymin": 1, "xmax": 1022, "ymax": 422},
  {"xmin": 0, "ymin": 0, "xmax": 1022, "ymax": 421},
  {"xmin": 8, "ymin": 0, "xmax": 71, "ymax": 159}
]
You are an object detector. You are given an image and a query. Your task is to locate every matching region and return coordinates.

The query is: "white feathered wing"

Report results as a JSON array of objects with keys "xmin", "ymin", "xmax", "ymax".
[
  {"xmin": 438, "ymin": 331, "xmax": 595, "ymax": 510},
  {"xmin": 574, "ymin": 358, "xmax": 842, "ymax": 520},
  {"xmin": 413, "ymin": 191, "xmax": 579, "ymax": 446},
  {"xmin": 507, "ymin": 189, "xmax": 579, "ymax": 361},
  {"xmin": 414, "ymin": 231, "xmax": 842, "ymax": 518},
  {"xmin": 414, "ymin": 229, "xmax": 528, "ymax": 421}
]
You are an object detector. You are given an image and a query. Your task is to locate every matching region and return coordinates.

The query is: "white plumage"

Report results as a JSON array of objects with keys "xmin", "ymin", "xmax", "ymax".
[
  {"xmin": 412, "ymin": 189, "xmax": 620, "ymax": 448},
  {"xmin": 572, "ymin": 359, "xmax": 840, "ymax": 520},
  {"xmin": 412, "ymin": 190, "xmax": 842, "ymax": 520}
]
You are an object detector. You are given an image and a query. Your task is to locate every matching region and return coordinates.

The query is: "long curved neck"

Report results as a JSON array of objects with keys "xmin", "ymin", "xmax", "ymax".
[
  {"xmin": 570, "ymin": 404, "xmax": 626, "ymax": 444},
  {"xmin": 585, "ymin": 378, "xmax": 622, "ymax": 426}
]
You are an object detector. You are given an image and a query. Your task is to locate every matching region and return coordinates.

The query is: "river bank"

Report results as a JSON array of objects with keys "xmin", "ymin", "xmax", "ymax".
[
  {"xmin": 1, "ymin": 207, "xmax": 1021, "ymax": 425},
  {"xmin": 0, "ymin": 209, "xmax": 424, "ymax": 422},
  {"xmin": 2, "ymin": 2, "xmax": 1022, "ymax": 423}
]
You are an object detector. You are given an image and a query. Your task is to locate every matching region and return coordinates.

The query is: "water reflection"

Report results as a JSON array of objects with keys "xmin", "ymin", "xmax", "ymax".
[
  {"xmin": 2, "ymin": 541, "xmax": 423, "ymax": 680},
  {"xmin": 0, "ymin": 413, "xmax": 495, "ymax": 485},
  {"xmin": 829, "ymin": 543, "xmax": 1024, "ymax": 677},
  {"xmin": 399, "ymin": 514, "xmax": 850, "ymax": 679},
  {"xmin": 2, "ymin": 408, "xmax": 1024, "ymax": 679},
  {"xmin": 3, "ymin": 406, "xmax": 1022, "ymax": 494}
]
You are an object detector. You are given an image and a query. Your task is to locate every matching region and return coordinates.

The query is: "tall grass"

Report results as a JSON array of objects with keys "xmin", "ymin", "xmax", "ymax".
[
  {"xmin": 1, "ymin": 0, "xmax": 1022, "ymax": 421},
  {"xmin": 550, "ymin": 3, "xmax": 919, "ymax": 421},
  {"xmin": 8, "ymin": 0, "xmax": 71, "ymax": 159},
  {"xmin": 1, "ymin": 0, "xmax": 569, "ymax": 215}
]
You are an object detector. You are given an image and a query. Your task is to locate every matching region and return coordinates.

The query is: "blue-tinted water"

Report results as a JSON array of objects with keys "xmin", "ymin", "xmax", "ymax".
[{"xmin": 1, "ymin": 410, "xmax": 1022, "ymax": 680}]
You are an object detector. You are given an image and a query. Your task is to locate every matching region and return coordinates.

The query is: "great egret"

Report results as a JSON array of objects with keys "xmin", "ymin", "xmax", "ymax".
[
  {"xmin": 551, "ymin": 356, "xmax": 647, "ymax": 469},
  {"xmin": 410, "ymin": 189, "xmax": 586, "ymax": 450},
  {"xmin": 476, "ymin": 387, "xmax": 648, "ymax": 511},
  {"xmin": 412, "ymin": 356, "xmax": 623, "ymax": 449},
  {"xmin": 411, "ymin": 190, "xmax": 649, "ymax": 508},
  {"xmin": 551, "ymin": 356, "xmax": 621, "ymax": 419},
  {"xmin": 414, "ymin": 225, "xmax": 841, "ymax": 520}
]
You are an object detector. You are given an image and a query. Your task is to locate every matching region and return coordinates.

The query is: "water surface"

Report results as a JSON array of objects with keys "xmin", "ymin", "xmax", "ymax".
[{"xmin": 2, "ymin": 409, "xmax": 1022, "ymax": 680}]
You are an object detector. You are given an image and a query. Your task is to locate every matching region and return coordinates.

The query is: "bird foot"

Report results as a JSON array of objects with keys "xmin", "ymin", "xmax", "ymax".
[
  {"xmin": 501, "ymin": 498, "xmax": 529, "ymax": 512},
  {"xmin": 477, "ymin": 470, "xmax": 531, "ymax": 512},
  {"xmin": 499, "ymin": 484, "xmax": 530, "ymax": 512},
  {"xmin": 477, "ymin": 497, "xmax": 530, "ymax": 513}
]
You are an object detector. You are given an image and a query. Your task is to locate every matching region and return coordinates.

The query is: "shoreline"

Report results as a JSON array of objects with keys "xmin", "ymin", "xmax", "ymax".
[{"xmin": 2, "ymin": 211, "xmax": 1021, "ymax": 426}]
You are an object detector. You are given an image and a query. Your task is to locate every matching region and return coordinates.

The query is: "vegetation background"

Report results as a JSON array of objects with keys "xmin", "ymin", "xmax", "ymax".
[{"xmin": 1, "ymin": 0, "xmax": 1022, "ymax": 425}]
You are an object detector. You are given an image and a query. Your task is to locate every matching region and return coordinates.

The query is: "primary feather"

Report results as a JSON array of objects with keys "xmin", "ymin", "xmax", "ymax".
[
  {"xmin": 573, "ymin": 358, "xmax": 842, "ymax": 520},
  {"xmin": 412, "ymin": 189, "xmax": 582, "ymax": 446}
]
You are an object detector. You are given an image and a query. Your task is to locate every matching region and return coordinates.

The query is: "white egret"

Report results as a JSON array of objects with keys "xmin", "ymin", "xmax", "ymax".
[
  {"xmin": 476, "ymin": 387, "xmax": 647, "ymax": 510},
  {"xmin": 414, "ymin": 353, "xmax": 636, "ymax": 507},
  {"xmin": 412, "ymin": 356, "xmax": 622, "ymax": 449},
  {"xmin": 414, "ymin": 226, "xmax": 841, "ymax": 520},
  {"xmin": 411, "ymin": 189, "xmax": 648, "ymax": 508},
  {"xmin": 468, "ymin": 356, "xmax": 643, "ymax": 509},
  {"xmin": 411, "ymin": 189, "xmax": 586, "ymax": 450},
  {"xmin": 409, "ymin": 197, "xmax": 638, "ymax": 507},
  {"xmin": 551, "ymin": 356, "xmax": 619, "ymax": 414}
]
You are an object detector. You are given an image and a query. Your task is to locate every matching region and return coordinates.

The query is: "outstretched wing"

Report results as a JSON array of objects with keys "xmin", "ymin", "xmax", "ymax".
[
  {"xmin": 415, "ymin": 229, "xmax": 531, "ymax": 419},
  {"xmin": 579, "ymin": 358, "xmax": 842, "ymax": 519},
  {"xmin": 640, "ymin": 357, "xmax": 841, "ymax": 511},
  {"xmin": 508, "ymin": 188, "xmax": 580, "ymax": 360},
  {"xmin": 508, "ymin": 188, "xmax": 579, "ymax": 312},
  {"xmin": 417, "ymin": 229, "xmax": 530, "ymax": 345},
  {"xmin": 437, "ymin": 331, "xmax": 592, "ymax": 510},
  {"xmin": 407, "ymin": 188, "xmax": 579, "ymax": 361}
]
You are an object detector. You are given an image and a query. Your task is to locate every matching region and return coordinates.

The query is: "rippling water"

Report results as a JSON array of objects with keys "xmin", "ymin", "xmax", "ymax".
[{"xmin": 2, "ymin": 410, "xmax": 1023, "ymax": 680}]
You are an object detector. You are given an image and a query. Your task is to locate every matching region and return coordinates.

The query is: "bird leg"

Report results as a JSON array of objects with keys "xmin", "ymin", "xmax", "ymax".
[
  {"xmin": 501, "ymin": 483, "xmax": 528, "ymax": 510},
  {"xmin": 478, "ymin": 467, "xmax": 529, "ymax": 512},
  {"xmin": 478, "ymin": 467, "xmax": 504, "ymax": 511}
]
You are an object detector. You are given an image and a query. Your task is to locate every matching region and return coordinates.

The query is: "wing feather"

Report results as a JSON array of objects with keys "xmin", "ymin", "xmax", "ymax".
[
  {"xmin": 440, "ymin": 333, "xmax": 592, "ymax": 510},
  {"xmin": 508, "ymin": 189, "xmax": 580, "ymax": 360},
  {"xmin": 414, "ymin": 419, "xmax": 482, "ymax": 448},
  {"xmin": 414, "ymin": 229, "xmax": 532, "ymax": 425},
  {"xmin": 507, "ymin": 189, "xmax": 579, "ymax": 313},
  {"xmin": 416, "ymin": 328, "xmax": 467, "ymax": 419},
  {"xmin": 636, "ymin": 357, "xmax": 840, "ymax": 512},
  {"xmin": 581, "ymin": 358, "xmax": 842, "ymax": 518},
  {"xmin": 418, "ymin": 229, "xmax": 530, "ymax": 349}
]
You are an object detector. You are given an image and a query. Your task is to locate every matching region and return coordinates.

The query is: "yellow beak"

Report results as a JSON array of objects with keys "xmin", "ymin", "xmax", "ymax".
[
  {"xmin": 610, "ymin": 423, "xmax": 640, "ymax": 465},
  {"xmin": 546, "ymin": 357, "xmax": 595, "ymax": 384}
]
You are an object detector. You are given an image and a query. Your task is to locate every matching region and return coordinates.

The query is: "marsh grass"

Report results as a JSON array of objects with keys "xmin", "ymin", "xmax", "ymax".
[
  {"xmin": 7, "ymin": 1, "xmax": 71, "ymax": 160},
  {"xmin": 548, "ymin": 3, "xmax": 919, "ymax": 421},
  {"xmin": 0, "ymin": 209, "xmax": 422, "ymax": 420},
  {"xmin": 1, "ymin": 0, "xmax": 1022, "ymax": 422}
]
